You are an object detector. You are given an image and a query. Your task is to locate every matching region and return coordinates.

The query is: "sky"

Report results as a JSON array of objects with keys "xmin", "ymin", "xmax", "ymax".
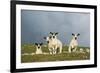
[{"xmin": 21, "ymin": 10, "xmax": 90, "ymax": 47}]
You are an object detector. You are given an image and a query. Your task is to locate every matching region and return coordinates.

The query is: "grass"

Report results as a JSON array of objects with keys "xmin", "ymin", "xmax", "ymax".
[{"xmin": 21, "ymin": 44, "xmax": 90, "ymax": 63}]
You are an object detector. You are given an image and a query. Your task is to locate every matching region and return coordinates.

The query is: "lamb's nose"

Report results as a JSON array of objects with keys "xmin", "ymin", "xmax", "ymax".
[
  {"xmin": 38, "ymin": 47, "xmax": 40, "ymax": 48},
  {"xmin": 75, "ymin": 37, "xmax": 77, "ymax": 40},
  {"xmin": 47, "ymin": 41, "xmax": 49, "ymax": 43},
  {"xmin": 53, "ymin": 36, "xmax": 55, "ymax": 38}
]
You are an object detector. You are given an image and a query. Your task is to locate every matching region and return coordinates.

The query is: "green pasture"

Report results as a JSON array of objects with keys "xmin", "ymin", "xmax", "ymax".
[{"xmin": 21, "ymin": 44, "xmax": 90, "ymax": 63}]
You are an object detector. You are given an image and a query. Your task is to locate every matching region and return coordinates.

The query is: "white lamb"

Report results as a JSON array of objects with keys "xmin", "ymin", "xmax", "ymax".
[
  {"xmin": 80, "ymin": 48, "xmax": 84, "ymax": 53},
  {"xmin": 86, "ymin": 48, "xmax": 90, "ymax": 53},
  {"xmin": 44, "ymin": 32, "xmax": 62, "ymax": 54},
  {"xmin": 35, "ymin": 43, "xmax": 43, "ymax": 54},
  {"xmin": 68, "ymin": 33, "xmax": 80, "ymax": 53}
]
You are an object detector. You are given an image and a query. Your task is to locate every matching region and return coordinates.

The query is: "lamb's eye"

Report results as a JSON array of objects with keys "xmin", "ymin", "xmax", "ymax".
[{"xmin": 49, "ymin": 36, "xmax": 52, "ymax": 39}]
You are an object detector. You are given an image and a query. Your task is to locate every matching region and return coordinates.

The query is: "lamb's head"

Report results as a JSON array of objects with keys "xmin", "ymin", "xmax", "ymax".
[
  {"xmin": 35, "ymin": 43, "xmax": 43, "ymax": 49},
  {"xmin": 44, "ymin": 36, "xmax": 52, "ymax": 44},
  {"xmin": 72, "ymin": 33, "xmax": 80, "ymax": 40},
  {"xmin": 49, "ymin": 32, "xmax": 58, "ymax": 39}
]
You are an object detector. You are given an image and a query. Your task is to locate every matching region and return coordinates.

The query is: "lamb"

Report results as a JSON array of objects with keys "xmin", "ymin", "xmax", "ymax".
[
  {"xmin": 86, "ymin": 48, "xmax": 90, "ymax": 53},
  {"xmin": 44, "ymin": 32, "xmax": 62, "ymax": 54},
  {"xmin": 35, "ymin": 43, "xmax": 43, "ymax": 54},
  {"xmin": 68, "ymin": 33, "xmax": 80, "ymax": 53}
]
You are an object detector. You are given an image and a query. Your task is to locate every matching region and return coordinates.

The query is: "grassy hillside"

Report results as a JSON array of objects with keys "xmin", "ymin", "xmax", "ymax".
[{"xmin": 21, "ymin": 44, "xmax": 90, "ymax": 63}]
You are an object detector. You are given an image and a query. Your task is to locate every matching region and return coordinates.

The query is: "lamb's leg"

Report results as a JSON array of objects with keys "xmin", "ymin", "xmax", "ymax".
[
  {"xmin": 73, "ymin": 47, "xmax": 77, "ymax": 52},
  {"xmin": 49, "ymin": 48, "xmax": 52, "ymax": 54},
  {"xmin": 53, "ymin": 47, "xmax": 57, "ymax": 54},
  {"xmin": 68, "ymin": 46, "xmax": 71, "ymax": 53},
  {"xmin": 40, "ymin": 49, "xmax": 43, "ymax": 54},
  {"xmin": 59, "ymin": 45, "xmax": 62, "ymax": 54}
]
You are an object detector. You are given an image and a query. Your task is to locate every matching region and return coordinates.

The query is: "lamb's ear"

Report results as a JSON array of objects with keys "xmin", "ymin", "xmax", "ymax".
[
  {"xmin": 49, "ymin": 36, "xmax": 52, "ymax": 39},
  {"xmin": 40, "ymin": 43, "xmax": 43, "ymax": 46},
  {"xmin": 77, "ymin": 33, "xmax": 80, "ymax": 36},
  {"xmin": 50, "ymin": 32, "xmax": 53, "ymax": 35},
  {"xmin": 55, "ymin": 32, "xmax": 58, "ymax": 35},
  {"xmin": 35, "ymin": 43, "xmax": 38, "ymax": 46},
  {"xmin": 44, "ymin": 37, "xmax": 46, "ymax": 39},
  {"xmin": 72, "ymin": 33, "xmax": 74, "ymax": 36}
]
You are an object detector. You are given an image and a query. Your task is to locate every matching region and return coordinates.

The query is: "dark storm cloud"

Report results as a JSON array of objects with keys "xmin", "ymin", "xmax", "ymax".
[{"xmin": 21, "ymin": 10, "xmax": 90, "ymax": 47}]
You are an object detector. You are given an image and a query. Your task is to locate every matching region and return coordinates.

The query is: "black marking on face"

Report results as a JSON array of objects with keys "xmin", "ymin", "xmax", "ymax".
[
  {"xmin": 77, "ymin": 33, "xmax": 80, "ymax": 36},
  {"xmin": 35, "ymin": 43, "xmax": 43, "ymax": 49},
  {"xmin": 35, "ymin": 43, "xmax": 38, "ymax": 46},
  {"xmin": 40, "ymin": 43, "xmax": 43, "ymax": 46},
  {"xmin": 49, "ymin": 32, "xmax": 59, "ymax": 39},
  {"xmin": 38, "ymin": 46, "xmax": 40, "ymax": 48},
  {"xmin": 50, "ymin": 32, "xmax": 53, "ymax": 35},
  {"xmin": 55, "ymin": 32, "xmax": 58, "ymax": 35},
  {"xmin": 50, "ymin": 32, "xmax": 58, "ymax": 35},
  {"xmin": 53, "ymin": 36, "xmax": 55, "ymax": 38},
  {"xmin": 75, "ymin": 37, "xmax": 77, "ymax": 40},
  {"xmin": 49, "ymin": 36, "xmax": 52, "ymax": 39},
  {"xmin": 44, "ymin": 37, "xmax": 46, "ymax": 39},
  {"xmin": 47, "ymin": 41, "xmax": 49, "ymax": 43},
  {"xmin": 72, "ymin": 33, "xmax": 75, "ymax": 36}
]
